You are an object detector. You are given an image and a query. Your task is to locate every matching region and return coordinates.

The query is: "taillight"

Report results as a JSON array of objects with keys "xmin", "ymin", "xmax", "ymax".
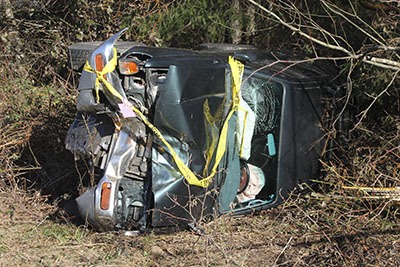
[
  {"xmin": 119, "ymin": 59, "xmax": 139, "ymax": 75},
  {"xmin": 100, "ymin": 182, "xmax": 112, "ymax": 210}
]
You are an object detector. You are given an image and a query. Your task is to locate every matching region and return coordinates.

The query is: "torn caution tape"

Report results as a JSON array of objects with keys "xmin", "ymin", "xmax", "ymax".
[{"xmin": 343, "ymin": 185, "xmax": 400, "ymax": 201}]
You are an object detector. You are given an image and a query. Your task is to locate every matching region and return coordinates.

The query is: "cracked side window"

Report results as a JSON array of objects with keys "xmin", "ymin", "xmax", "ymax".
[{"xmin": 239, "ymin": 74, "xmax": 283, "ymax": 202}]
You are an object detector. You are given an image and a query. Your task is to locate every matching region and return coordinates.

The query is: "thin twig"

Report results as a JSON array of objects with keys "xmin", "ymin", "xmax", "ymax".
[
  {"xmin": 247, "ymin": 0, "xmax": 353, "ymax": 55},
  {"xmin": 351, "ymin": 70, "xmax": 399, "ymax": 131},
  {"xmin": 274, "ymin": 236, "xmax": 293, "ymax": 265}
]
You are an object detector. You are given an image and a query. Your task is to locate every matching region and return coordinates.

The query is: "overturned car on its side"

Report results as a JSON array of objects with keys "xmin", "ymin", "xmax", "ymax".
[{"xmin": 65, "ymin": 29, "xmax": 342, "ymax": 232}]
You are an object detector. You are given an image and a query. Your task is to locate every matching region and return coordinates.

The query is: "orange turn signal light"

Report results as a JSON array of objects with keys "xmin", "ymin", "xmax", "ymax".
[
  {"xmin": 100, "ymin": 182, "xmax": 112, "ymax": 210},
  {"xmin": 95, "ymin": 54, "xmax": 104, "ymax": 72},
  {"xmin": 119, "ymin": 59, "xmax": 139, "ymax": 75}
]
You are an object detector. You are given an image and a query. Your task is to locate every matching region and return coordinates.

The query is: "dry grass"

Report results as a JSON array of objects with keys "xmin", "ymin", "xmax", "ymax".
[
  {"xmin": 0, "ymin": 84, "xmax": 398, "ymax": 266},
  {"xmin": 0, "ymin": 1, "xmax": 399, "ymax": 265},
  {"xmin": 0, "ymin": 61, "xmax": 399, "ymax": 267},
  {"xmin": 1, "ymin": 187, "xmax": 399, "ymax": 266}
]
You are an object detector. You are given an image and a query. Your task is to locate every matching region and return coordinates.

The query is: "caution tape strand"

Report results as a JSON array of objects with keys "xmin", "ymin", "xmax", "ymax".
[{"xmin": 84, "ymin": 52, "xmax": 244, "ymax": 188}]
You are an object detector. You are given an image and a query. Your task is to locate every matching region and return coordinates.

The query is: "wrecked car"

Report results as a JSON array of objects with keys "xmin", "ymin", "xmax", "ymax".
[{"xmin": 65, "ymin": 29, "xmax": 341, "ymax": 232}]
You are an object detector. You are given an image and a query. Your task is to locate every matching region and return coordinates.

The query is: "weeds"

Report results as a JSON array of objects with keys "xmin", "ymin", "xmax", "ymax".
[{"xmin": 0, "ymin": 0, "xmax": 399, "ymax": 266}]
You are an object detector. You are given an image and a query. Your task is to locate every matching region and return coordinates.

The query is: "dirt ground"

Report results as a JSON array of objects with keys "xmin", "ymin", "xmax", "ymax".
[
  {"xmin": 1, "ymin": 1, "xmax": 399, "ymax": 265},
  {"xmin": 0, "ymin": 70, "xmax": 398, "ymax": 267},
  {"xmin": 1, "ymin": 187, "xmax": 399, "ymax": 267}
]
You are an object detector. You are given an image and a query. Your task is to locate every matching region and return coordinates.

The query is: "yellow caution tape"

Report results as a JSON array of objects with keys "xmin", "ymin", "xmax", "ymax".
[
  {"xmin": 342, "ymin": 185, "xmax": 400, "ymax": 192},
  {"xmin": 342, "ymin": 185, "xmax": 400, "ymax": 201},
  {"xmin": 84, "ymin": 50, "xmax": 244, "ymax": 188},
  {"xmin": 84, "ymin": 48, "xmax": 119, "ymax": 103},
  {"xmin": 203, "ymin": 98, "xmax": 224, "ymax": 177}
]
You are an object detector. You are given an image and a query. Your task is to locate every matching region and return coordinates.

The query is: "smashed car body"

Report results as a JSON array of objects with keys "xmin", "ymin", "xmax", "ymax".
[{"xmin": 65, "ymin": 29, "xmax": 341, "ymax": 232}]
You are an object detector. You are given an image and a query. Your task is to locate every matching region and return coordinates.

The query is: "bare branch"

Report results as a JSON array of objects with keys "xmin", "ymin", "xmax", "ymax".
[
  {"xmin": 351, "ymin": 70, "xmax": 399, "ymax": 131},
  {"xmin": 321, "ymin": 0, "xmax": 388, "ymax": 46},
  {"xmin": 246, "ymin": 0, "xmax": 354, "ymax": 56},
  {"xmin": 363, "ymin": 56, "xmax": 400, "ymax": 70}
]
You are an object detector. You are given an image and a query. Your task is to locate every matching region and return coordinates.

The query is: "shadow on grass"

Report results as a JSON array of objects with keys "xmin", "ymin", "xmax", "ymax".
[{"xmin": 13, "ymin": 105, "xmax": 90, "ymax": 226}]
